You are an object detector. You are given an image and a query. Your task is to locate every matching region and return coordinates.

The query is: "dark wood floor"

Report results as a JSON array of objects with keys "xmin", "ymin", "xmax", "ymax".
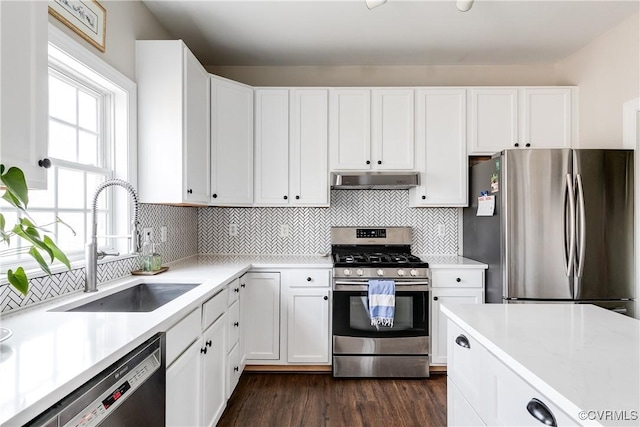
[{"xmin": 217, "ymin": 373, "xmax": 447, "ymax": 427}]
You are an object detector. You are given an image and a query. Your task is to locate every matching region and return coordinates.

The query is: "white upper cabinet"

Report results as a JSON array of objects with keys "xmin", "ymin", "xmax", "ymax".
[
  {"xmin": 254, "ymin": 88, "xmax": 329, "ymax": 206},
  {"xmin": 371, "ymin": 89, "xmax": 415, "ymax": 170},
  {"xmin": 520, "ymin": 88, "xmax": 573, "ymax": 149},
  {"xmin": 329, "ymin": 89, "xmax": 371, "ymax": 170},
  {"xmin": 136, "ymin": 40, "xmax": 210, "ymax": 205},
  {"xmin": 254, "ymin": 89, "xmax": 290, "ymax": 205},
  {"xmin": 210, "ymin": 76, "xmax": 254, "ymax": 206},
  {"xmin": 0, "ymin": 1, "xmax": 48, "ymax": 189},
  {"xmin": 468, "ymin": 87, "xmax": 575, "ymax": 155},
  {"xmin": 289, "ymin": 89, "xmax": 329, "ymax": 205},
  {"xmin": 410, "ymin": 89, "xmax": 467, "ymax": 207},
  {"xmin": 330, "ymin": 89, "xmax": 415, "ymax": 171}
]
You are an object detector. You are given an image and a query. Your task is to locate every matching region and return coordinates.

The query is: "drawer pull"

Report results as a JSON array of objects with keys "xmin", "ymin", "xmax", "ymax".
[
  {"xmin": 234, "ymin": 287, "xmax": 240, "ymax": 293},
  {"xmin": 307, "ymin": 277, "xmax": 312, "ymax": 282},
  {"xmin": 456, "ymin": 277, "xmax": 461, "ymax": 282},
  {"xmin": 200, "ymin": 347, "xmax": 207, "ymax": 355},
  {"xmin": 234, "ymin": 322, "xmax": 239, "ymax": 327},
  {"xmin": 233, "ymin": 366, "xmax": 239, "ymax": 372},
  {"xmin": 455, "ymin": 334, "xmax": 470, "ymax": 349},
  {"xmin": 206, "ymin": 340, "xmax": 212, "ymax": 347},
  {"xmin": 526, "ymin": 398, "xmax": 557, "ymax": 426}
]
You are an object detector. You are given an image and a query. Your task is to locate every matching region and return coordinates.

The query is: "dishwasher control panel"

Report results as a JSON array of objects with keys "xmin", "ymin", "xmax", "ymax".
[{"xmin": 63, "ymin": 350, "xmax": 161, "ymax": 427}]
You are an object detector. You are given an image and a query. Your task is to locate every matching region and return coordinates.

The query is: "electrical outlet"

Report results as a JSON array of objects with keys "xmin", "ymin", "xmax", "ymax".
[
  {"xmin": 229, "ymin": 223, "xmax": 239, "ymax": 237},
  {"xmin": 143, "ymin": 227, "xmax": 154, "ymax": 241},
  {"xmin": 160, "ymin": 226, "xmax": 168, "ymax": 242},
  {"xmin": 437, "ymin": 224, "xmax": 446, "ymax": 237},
  {"xmin": 279, "ymin": 224, "xmax": 289, "ymax": 238}
]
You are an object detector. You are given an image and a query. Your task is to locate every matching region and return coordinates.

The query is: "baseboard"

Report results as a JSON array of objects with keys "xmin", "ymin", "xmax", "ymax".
[{"xmin": 245, "ymin": 365, "xmax": 332, "ymax": 373}]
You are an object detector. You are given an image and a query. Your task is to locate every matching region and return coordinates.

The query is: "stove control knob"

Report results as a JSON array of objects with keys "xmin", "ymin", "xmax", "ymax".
[
  {"xmin": 397, "ymin": 269, "xmax": 405, "ymax": 276},
  {"xmin": 356, "ymin": 269, "xmax": 364, "ymax": 276},
  {"xmin": 376, "ymin": 269, "xmax": 384, "ymax": 276},
  {"xmin": 410, "ymin": 269, "xmax": 418, "ymax": 277},
  {"xmin": 343, "ymin": 269, "xmax": 352, "ymax": 276}
]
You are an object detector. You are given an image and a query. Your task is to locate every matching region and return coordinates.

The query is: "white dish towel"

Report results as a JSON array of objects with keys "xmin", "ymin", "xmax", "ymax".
[{"xmin": 368, "ymin": 279, "xmax": 395, "ymax": 328}]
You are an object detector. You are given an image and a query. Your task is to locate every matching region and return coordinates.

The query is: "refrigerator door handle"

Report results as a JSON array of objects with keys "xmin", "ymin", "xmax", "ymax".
[
  {"xmin": 564, "ymin": 174, "xmax": 576, "ymax": 276},
  {"xmin": 576, "ymin": 173, "xmax": 586, "ymax": 278}
]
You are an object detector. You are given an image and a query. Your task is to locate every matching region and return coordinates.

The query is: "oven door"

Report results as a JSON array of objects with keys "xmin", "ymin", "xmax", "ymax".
[{"xmin": 332, "ymin": 282, "xmax": 429, "ymax": 339}]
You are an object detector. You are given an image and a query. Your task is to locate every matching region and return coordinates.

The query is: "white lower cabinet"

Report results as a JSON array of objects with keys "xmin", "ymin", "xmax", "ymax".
[
  {"xmin": 430, "ymin": 268, "xmax": 485, "ymax": 366},
  {"xmin": 447, "ymin": 378, "xmax": 486, "ymax": 427},
  {"xmin": 201, "ymin": 313, "xmax": 227, "ymax": 427},
  {"xmin": 447, "ymin": 319, "xmax": 576, "ymax": 427},
  {"xmin": 166, "ymin": 338, "xmax": 201, "ymax": 427},
  {"xmin": 287, "ymin": 287, "xmax": 331, "ymax": 364},
  {"xmin": 166, "ymin": 279, "xmax": 246, "ymax": 427},
  {"xmin": 244, "ymin": 268, "xmax": 332, "ymax": 366},
  {"xmin": 243, "ymin": 272, "xmax": 281, "ymax": 361}
]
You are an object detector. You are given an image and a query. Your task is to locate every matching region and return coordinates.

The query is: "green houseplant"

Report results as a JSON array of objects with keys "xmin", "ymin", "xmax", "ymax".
[{"xmin": 0, "ymin": 164, "xmax": 72, "ymax": 296}]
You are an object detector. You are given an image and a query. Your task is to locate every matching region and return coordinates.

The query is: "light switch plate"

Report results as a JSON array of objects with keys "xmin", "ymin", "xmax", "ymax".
[
  {"xmin": 279, "ymin": 224, "xmax": 289, "ymax": 238},
  {"xmin": 143, "ymin": 227, "xmax": 153, "ymax": 241},
  {"xmin": 229, "ymin": 223, "xmax": 239, "ymax": 237},
  {"xmin": 160, "ymin": 226, "xmax": 168, "ymax": 242}
]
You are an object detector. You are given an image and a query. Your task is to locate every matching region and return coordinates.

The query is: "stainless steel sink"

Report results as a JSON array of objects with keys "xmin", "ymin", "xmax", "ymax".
[{"xmin": 64, "ymin": 283, "xmax": 201, "ymax": 312}]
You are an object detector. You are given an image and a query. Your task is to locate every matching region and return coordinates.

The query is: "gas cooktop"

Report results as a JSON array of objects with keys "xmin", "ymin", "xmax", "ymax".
[{"xmin": 332, "ymin": 252, "xmax": 428, "ymax": 268}]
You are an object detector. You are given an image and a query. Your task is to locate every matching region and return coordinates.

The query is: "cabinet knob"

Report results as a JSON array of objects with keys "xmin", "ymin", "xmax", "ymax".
[
  {"xmin": 38, "ymin": 158, "xmax": 52, "ymax": 168},
  {"xmin": 233, "ymin": 366, "xmax": 239, "ymax": 372},
  {"xmin": 234, "ymin": 287, "xmax": 240, "ymax": 293},
  {"xmin": 433, "ymin": 296, "xmax": 438, "ymax": 301},
  {"xmin": 323, "ymin": 296, "xmax": 328, "ymax": 301},
  {"xmin": 525, "ymin": 143, "xmax": 531, "ymax": 148},
  {"xmin": 187, "ymin": 189, "xmax": 193, "ymax": 194},
  {"xmin": 206, "ymin": 340, "xmax": 212, "ymax": 347},
  {"xmin": 200, "ymin": 347, "xmax": 207, "ymax": 354},
  {"xmin": 366, "ymin": 160, "xmax": 371, "ymax": 165},
  {"xmin": 421, "ymin": 195, "xmax": 426, "ymax": 200},
  {"xmin": 212, "ymin": 193, "xmax": 218, "ymax": 198},
  {"xmin": 526, "ymin": 398, "xmax": 557, "ymax": 427},
  {"xmin": 307, "ymin": 277, "xmax": 312, "ymax": 282},
  {"xmin": 295, "ymin": 195, "xmax": 300, "ymax": 200},
  {"xmin": 455, "ymin": 334, "xmax": 470, "ymax": 349},
  {"xmin": 283, "ymin": 195, "xmax": 288, "ymax": 200},
  {"xmin": 456, "ymin": 277, "xmax": 461, "ymax": 283},
  {"xmin": 377, "ymin": 160, "xmax": 382, "ymax": 165},
  {"xmin": 241, "ymin": 283, "xmax": 246, "ymax": 288},
  {"xmin": 234, "ymin": 321, "xmax": 239, "ymax": 327},
  {"xmin": 514, "ymin": 143, "xmax": 520, "ymax": 148}
]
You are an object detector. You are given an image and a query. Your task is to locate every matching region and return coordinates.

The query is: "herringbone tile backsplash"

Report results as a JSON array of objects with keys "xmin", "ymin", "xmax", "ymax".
[
  {"xmin": 199, "ymin": 190, "xmax": 460, "ymax": 255},
  {"xmin": 2, "ymin": 192, "xmax": 459, "ymax": 313}
]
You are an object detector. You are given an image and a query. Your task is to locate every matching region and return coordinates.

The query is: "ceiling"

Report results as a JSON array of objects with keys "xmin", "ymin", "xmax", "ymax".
[{"xmin": 142, "ymin": 0, "xmax": 639, "ymax": 67}]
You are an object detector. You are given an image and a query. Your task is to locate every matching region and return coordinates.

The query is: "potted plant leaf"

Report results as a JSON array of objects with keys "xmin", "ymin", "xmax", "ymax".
[{"xmin": 0, "ymin": 164, "xmax": 72, "ymax": 296}]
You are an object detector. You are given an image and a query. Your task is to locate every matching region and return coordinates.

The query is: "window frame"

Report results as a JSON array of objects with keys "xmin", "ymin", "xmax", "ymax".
[{"xmin": 0, "ymin": 23, "xmax": 138, "ymax": 279}]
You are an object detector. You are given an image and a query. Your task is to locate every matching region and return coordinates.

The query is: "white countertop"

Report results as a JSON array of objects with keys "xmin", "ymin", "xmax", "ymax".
[
  {"xmin": 420, "ymin": 255, "xmax": 488, "ymax": 269},
  {"xmin": 441, "ymin": 303, "xmax": 640, "ymax": 424},
  {"xmin": 0, "ymin": 254, "xmax": 332, "ymax": 426}
]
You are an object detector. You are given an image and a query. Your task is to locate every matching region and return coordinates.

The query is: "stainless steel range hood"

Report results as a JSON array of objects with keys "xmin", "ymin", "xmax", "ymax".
[{"xmin": 330, "ymin": 172, "xmax": 419, "ymax": 190}]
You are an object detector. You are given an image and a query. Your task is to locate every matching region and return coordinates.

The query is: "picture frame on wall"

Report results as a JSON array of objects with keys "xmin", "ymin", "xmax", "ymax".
[{"xmin": 48, "ymin": 0, "xmax": 106, "ymax": 52}]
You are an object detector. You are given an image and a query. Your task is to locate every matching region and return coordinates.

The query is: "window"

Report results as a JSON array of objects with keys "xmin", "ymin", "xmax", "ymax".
[{"xmin": 0, "ymin": 24, "xmax": 137, "ymax": 274}]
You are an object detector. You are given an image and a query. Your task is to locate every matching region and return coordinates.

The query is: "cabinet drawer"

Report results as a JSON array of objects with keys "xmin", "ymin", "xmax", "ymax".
[
  {"xmin": 484, "ymin": 350, "xmax": 576, "ymax": 426},
  {"xmin": 227, "ymin": 300, "xmax": 240, "ymax": 350},
  {"xmin": 166, "ymin": 307, "xmax": 201, "ymax": 367},
  {"xmin": 447, "ymin": 319, "xmax": 486, "ymax": 417},
  {"xmin": 227, "ymin": 278, "xmax": 241, "ymax": 306},
  {"xmin": 202, "ymin": 287, "xmax": 229, "ymax": 330},
  {"xmin": 286, "ymin": 269, "xmax": 331, "ymax": 288},
  {"xmin": 431, "ymin": 269, "xmax": 483, "ymax": 288}
]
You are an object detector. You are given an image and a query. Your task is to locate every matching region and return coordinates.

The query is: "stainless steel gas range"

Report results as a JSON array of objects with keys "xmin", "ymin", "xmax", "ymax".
[{"xmin": 331, "ymin": 227, "xmax": 430, "ymax": 378}]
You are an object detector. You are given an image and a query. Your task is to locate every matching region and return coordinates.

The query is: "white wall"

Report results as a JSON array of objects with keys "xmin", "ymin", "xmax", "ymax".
[
  {"xmin": 48, "ymin": 0, "xmax": 172, "ymax": 81},
  {"xmin": 207, "ymin": 64, "xmax": 558, "ymax": 87},
  {"xmin": 556, "ymin": 13, "xmax": 640, "ymax": 148}
]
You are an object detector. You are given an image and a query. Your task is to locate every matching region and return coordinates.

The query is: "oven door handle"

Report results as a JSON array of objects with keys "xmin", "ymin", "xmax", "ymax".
[{"xmin": 333, "ymin": 282, "xmax": 430, "ymax": 292}]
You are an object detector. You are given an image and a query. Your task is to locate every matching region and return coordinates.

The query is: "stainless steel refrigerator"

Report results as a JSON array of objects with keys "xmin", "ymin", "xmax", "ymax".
[{"xmin": 463, "ymin": 149, "xmax": 635, "ymax": 316}]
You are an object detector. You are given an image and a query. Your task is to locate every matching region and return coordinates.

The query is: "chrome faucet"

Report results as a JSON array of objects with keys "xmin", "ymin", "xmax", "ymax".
[{"xmin": 85, "ymin": 179, "xmax": 142, "ymax": 292}]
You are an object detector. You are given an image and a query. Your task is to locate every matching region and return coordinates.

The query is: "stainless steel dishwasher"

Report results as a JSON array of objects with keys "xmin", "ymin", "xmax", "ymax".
[{"xmin": 27, "ymin": 334, "xmax": 165, "ymax": 427}]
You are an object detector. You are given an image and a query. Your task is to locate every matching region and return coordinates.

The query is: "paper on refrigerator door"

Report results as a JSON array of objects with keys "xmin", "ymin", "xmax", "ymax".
[{"xmin": 477, "ymin": 195, "xmax": 495, "ymax": 216}]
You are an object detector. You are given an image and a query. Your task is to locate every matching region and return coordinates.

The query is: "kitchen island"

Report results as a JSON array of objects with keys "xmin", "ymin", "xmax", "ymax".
[{"xmin": 442, "ymin": 303, "xmax": 640, "ymax": 426}]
